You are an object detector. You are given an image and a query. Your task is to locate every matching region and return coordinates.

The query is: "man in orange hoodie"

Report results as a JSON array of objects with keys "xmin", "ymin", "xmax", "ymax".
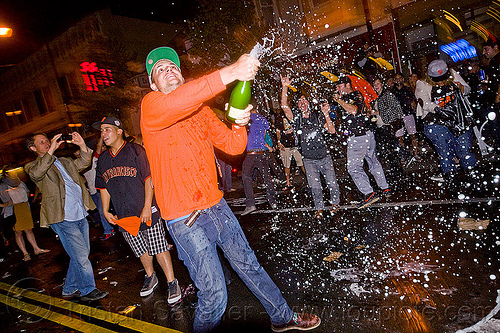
[{"xmin": 141, "ymin": 47, "xmax": 320, "ymax": 333}]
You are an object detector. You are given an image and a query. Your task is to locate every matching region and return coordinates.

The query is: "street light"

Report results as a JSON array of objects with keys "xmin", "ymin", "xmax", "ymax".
[{"xmin": 0, "ymin": 27, "xmax": 13, "ymax": 37}]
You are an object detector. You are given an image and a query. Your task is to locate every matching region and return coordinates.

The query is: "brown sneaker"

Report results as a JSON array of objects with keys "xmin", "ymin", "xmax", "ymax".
[
  {"xmin": 330, "ymin": 204, "xmax": 340, "ymax": 214},
  {"xmin": 314, "ymin": 210, "xmax": 323, "ymax": 219},
  {"xmin": 271, "ymin": 313, "xmax": 321, "ymax": 332}
]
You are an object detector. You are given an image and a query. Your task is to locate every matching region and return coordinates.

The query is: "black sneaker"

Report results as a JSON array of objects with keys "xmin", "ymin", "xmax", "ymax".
[
  {"xmin": 358, "ymin": 192, "xmax": 380, "ymax": 209},
  {"xmin": 167, "ymin": 279, "xmax": 182, "ymax": 304},
  {"xmin": 381, "ymin": 188, "xmax": 392, "ymax": 198},
  {"xmin": 81, "ymin": 289, "xmax": 108, "ymax": 301},
  {"xmin": 62, "ymin": 290, "xmax": 81, "ymax": 299},
  {"xmin": 140, "ymin": 272, "xmax": 158, "ymax": 297}
]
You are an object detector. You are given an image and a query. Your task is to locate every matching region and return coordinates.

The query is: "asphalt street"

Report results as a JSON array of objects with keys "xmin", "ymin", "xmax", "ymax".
[{"xmin": 0, "ymin": 147, "xmax": 499, "ymax": 333}]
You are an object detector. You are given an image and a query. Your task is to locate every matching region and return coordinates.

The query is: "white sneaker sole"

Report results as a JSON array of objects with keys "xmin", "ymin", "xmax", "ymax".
[
  {"xmin": 167, "ymin": 293, "xmax": 182, "ymax": 304},
  {"xmin": 241, "ymin": 207, "xmax": 257, "ymax": 216},
  {"xmin": 140, "ymin": 280, "xmax": 158, "ymax": 297}
]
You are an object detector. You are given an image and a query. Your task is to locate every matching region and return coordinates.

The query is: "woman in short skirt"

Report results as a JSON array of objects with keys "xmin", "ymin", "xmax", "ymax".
[{"xmin": 0, "ymin": 171, "xmax": 49, "ymax": 261}]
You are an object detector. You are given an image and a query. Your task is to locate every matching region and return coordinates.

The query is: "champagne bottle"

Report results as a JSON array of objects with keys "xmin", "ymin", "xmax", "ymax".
[{"xmin": 226, "ymin": 81, "xmax": 251, "ymax": 124}]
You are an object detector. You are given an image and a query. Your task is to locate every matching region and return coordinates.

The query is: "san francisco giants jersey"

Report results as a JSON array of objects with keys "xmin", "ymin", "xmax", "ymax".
[{"xmin": 95, "ymin": 141, "xmax": 160, "ymax": 228}]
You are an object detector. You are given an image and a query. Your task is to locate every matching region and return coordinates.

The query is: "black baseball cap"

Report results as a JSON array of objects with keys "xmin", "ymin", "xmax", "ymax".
[
  {"xmin": 92, "ymin": 116, "xmax": 123, "ymax": 130},
  {"xmin": 483, "ymin": 38, "xmax": 499, "ymax": 48}
]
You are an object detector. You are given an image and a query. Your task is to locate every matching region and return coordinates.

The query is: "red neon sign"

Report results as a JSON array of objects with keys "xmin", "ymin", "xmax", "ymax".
[{"xmin": 80, "ymin": 62, "xmax": 115, "ymax": 91}]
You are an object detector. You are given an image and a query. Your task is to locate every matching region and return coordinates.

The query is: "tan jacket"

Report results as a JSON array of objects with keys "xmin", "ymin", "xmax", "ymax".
[{"xmin": 24, "ymin": 150, "xmax": 96, "ymax": 228}]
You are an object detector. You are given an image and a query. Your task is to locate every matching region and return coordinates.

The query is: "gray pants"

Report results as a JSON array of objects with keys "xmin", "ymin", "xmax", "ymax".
[
  {"xmin": 303, "ymin": 154, "xmax": 340, "ymax": 210},
  {"xmin": 347, "ymin": 130, "xmax": 388, "ymax": 196}
]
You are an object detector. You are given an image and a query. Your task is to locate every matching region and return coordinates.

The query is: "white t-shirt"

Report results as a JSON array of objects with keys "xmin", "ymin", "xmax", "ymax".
[{"xmin": 7, "ymin": 181, "xmax": 29, "ymax": 204}]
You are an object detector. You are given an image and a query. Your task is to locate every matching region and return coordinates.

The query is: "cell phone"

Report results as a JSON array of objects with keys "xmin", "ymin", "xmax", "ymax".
[
  {"xmin": 478, "ymin": 69, "xmax": 486, "ymax": 82},
  {"xmin": 58, "ymin": 134, "xmax": 73, "ymax": 142},
  {"xmin": 184, "ymin": 210, "xmax": 201, "ymax": 228}
]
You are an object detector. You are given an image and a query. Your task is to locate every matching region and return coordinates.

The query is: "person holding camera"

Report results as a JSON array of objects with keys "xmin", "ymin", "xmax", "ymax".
[
  {"xmin": 280, "ymin": 74, "xmax": 341, "ymax": 219},
  {"xmin": 24, "ymin": 132, "xmax": 108, "ymax": 301}
]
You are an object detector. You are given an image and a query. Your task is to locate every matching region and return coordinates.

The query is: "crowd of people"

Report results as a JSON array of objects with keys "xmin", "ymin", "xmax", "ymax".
[
  {"xmin": 0, "ymin": 37, "xmax": 499, "ymax": 333},
  {"xmin": 235, "ymin": 38, "xmax": 500, "ymax": 215}
]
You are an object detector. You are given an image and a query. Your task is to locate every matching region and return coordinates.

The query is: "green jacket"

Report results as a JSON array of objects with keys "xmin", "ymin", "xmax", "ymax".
[{"xmin": 24, "ymin": 150, "xmax": 96, "ymax": 228}]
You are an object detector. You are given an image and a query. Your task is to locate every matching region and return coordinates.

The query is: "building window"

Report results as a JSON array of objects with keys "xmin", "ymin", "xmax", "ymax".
[
  {"xmin": 22, "ymin": 97, "xmax": 38, "ymax": 120},
  {"xmin": 42, "ymin": 86, "xmax": 56, "ymax": 113},
  {"xmin": 34, "ymin": 89, "xmax": 49, "ymax": 115},
  {"xmin": 13, "ymin": 101, "xmax": 27, "ymax": 125},
  {"xmin": 0, "ymin": 113, "xmax": 10, "ymax": 133},
  {"xmin": 259, "ymin": 0, "xmax": 276, "ymax": 26},
  {"xmin": 5, "ymin": 109, "xmax": 20, "ymax": 129},
  {"xmin": 58, "ymin": 75, "xmax": 73, "ymax": 103}
]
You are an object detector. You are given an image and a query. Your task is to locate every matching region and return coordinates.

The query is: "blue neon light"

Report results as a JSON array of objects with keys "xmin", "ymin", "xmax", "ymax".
[{"xmin": 440, "ymin": 39, "xmax": 478, "ymax": 62}]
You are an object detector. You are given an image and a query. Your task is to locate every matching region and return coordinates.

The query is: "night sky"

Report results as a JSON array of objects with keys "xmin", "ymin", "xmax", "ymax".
[{"xmin": 0, "ymin": 0, "xmax": 198, "ymax": 67}]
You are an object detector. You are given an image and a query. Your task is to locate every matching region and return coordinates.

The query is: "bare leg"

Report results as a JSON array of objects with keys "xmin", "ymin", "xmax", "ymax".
[
  {"xmin": 139, "ymin": 252, "xmax": 155, "ymax": 277},
  {"xmin": 25, "ymin": 229, "xmax": 48, "ymax": 254},
  {"xmin": 15, "ymin": 230, "xmax": 28, "ymax": 256},
  {"xmin": 398, "ymin": 136, "xmax": 406, "ymax": 151},
  {"xmin": 284, "ymin": 167, "xmax": 291, "ymax": 186},
  {"xmin": 155, "ymin": 251, "xmax": 175, "ymax": 282},
  {"xmin": 301, "ymin": 165, "xmax": 306, "ymax": 175},
  {"xmin": 411, "ymin": 134, "xmax": 419, "ymax": 155}
]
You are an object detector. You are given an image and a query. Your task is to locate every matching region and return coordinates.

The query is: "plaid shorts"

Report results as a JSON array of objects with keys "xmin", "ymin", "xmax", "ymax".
[{"xmin": 121, "ymin": 220, "xmax": 170, "ymax": 257}]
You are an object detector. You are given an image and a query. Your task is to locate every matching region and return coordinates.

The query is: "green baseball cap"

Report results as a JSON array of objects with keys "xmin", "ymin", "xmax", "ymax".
[{"xmin": 146, "ymin": 47, "xmax": 181, "ymax": 81}]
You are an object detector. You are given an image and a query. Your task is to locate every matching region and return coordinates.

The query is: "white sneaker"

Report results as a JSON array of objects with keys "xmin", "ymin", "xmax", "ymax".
[
  {"xmin": 167, "ymin": 279, "xmax": 182, "ymax": 304},
  {"xmin": 140, "ymin": 272, "xmax": 158, "ymax": 297},
  {"xmin": 430, "ymin": 173, "xmax": 444, "ymax": 182}
]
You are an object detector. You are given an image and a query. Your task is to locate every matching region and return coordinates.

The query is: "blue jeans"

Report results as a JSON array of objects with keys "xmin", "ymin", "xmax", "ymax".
[
  {"xmin": 217, "ymin": 158, "xmax": 233, "ymax": 192},
  {"xmin": 167, "ymin": 199, "xmax": 293, "ymax": 333},
  {"xmin": 50, "ymin": 218, "xmax": 96, "ymax": 296},
  {"xmin": 303, "ymin": 155, "xmax": 340, "ymax": 210},
  {"xmin": 424, "ymin": 124, "xmax": 477, "ymax": 174},
  {"xmin": 242, "ymin": 153, "xmax": 277, "ymax": 207},
  {"xmin": 90, "ymin": 192, "xmax": 114, "ymax": 234}
]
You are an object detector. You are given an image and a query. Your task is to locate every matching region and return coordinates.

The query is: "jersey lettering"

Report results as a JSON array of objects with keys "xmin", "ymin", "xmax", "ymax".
[{"xmin": 102, "ymin": 166, "xmax": 138, "ymax": 183}]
